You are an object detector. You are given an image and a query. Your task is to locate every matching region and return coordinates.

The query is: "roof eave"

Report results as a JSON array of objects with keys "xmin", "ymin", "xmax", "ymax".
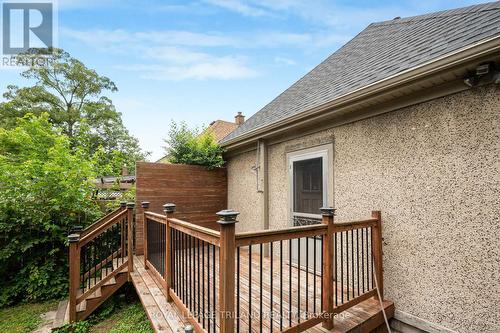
[{"xmin": 221, "ymin": 35, "xmax": 500, "ymax": 150}]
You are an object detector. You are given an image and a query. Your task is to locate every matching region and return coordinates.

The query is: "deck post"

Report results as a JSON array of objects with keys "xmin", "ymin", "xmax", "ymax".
[
  {"xmin": 127, "ymin": 202, "xmax": 135, "ymax": 273},
  {"xmin": 321, "ymin": 207, "xmax": 336, "ymax": 329},
  {"xmin": 120, "ymin": 202, "xmax": 127, "ymax": 260},
  {"xmin": 217, "ymin": 209, "xmax": 239, "ymax": 333},
  {"xmin": 163, "ymin": 203, "xmax": 176, "ymax": 302},
  {"xmin": 371, "ymin": 210, "xmax": 383, "ymax": 300},
  {"xmin": 68, "ymin": 233, "xmax": 80, "ymax": 323},
  {"xmin": 141, "ymin": 201, "xmax": 150, "ymax": 268}
]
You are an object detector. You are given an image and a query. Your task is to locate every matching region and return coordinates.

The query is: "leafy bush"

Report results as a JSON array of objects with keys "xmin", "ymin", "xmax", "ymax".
[
  {"xmin": 0, "ymin": 114, "xmax": 101, "ymax": 306},
  {"xmin": 164, "ymin": 121, "xmax": 225, "ymax": 169}
]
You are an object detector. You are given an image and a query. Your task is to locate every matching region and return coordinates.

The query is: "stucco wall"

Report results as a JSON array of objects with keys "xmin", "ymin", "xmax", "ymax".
[
  {"xmin": 225, "ymin": 85, "xmax": 500, "ymax": 332},
  {"xmin": 227, "ymin": 149, "xmax": 264, "ymax": 233}
]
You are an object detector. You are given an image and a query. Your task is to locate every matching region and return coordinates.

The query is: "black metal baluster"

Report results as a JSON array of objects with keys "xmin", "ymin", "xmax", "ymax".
[
  {"xmin": 248, "ymin": 245, "xmax": 252, "ymax": 332},
  {"xmin": 361, "ymin": 228, "xmax": 365, "ymax": 293},
  {"xmin": 197, "ymin": 238, "xmax": 200, "ymax": 321},
  {"xmin": 297, "ymin": 237, "xmax": 301, "ymax": 323},
  {"xmin": 334, "ymin": 232, "xmax": 338, "ymax": 307},
  {"xmin": 346, "ymin": 231, "xmax": 349, "ymax": 301},
  {"xmin": 340, "ymin": 231, "xmax": 344, "ymax": 304},
  {"xmin": 260, "ymin": 243, "xmax": 263, "ymax": 333},
  {"xmin": 320, "ymin": 237, "xmax": 323, "ymax": 310},
  {"xmin": 314, "ymin": 235, "xmax": 317, "ymax": 313},
  {"xmin": 270, "ymin": 242, "xmax": 273, "ymax": 332},
  {"xmin": 202, "ymin": 240, "xmax": 206, "ymax": 329},
  {"xmin": 280, "ymin": 240, "xmax": 283, "ymax": 331},
  {"xmin": 356, "ymin": 229, "xmax": 360, "ymax": 297},
  {"xmin": 236, "ymin": 246, "xmax": 240, "ymax": 332},
  {"xmin": 305, "ymin": 237, "xmax": 309, "ymax": 317},
  {"xmin": 351, "ymin": 229, "xmax": 354, "ymax": 300},
  {"xmin": 212, "ymin": 244, "xmax": 216, "ymax": 333},
  {"xmin": 190, "ymin": 236, "xmax": 193, "ymax": 312},
  {"xmin": 289, "ymin": 239, "xmax": 292, "ymax": 327},
  {"xmin": 207, "ymin": 240, "xmax": 211, "ymax": 333},
  {"xmin": 370, "ymin": 228, "xmax": 373, "ymax": 289},
  {"xmin": 183, "ymin": 233, "xmax": 187, "ymax": 303}
]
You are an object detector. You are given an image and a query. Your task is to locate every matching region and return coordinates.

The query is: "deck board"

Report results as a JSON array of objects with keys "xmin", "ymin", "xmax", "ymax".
[
  {"xmin": 135, "ymin": 249, "xmax": 393, "ymax": 333},
  {"xmin": 131, "ymin": 256, "xmax": 187, "ymax": 333}
]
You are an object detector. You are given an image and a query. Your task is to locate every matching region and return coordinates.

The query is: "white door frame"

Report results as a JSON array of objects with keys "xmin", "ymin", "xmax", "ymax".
[{"xmin": 287, "ymin": 144, "xmax": 331, "ymax": 226}]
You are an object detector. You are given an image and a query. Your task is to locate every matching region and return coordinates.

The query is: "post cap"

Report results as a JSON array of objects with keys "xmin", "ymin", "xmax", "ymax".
[
  {"xmin": 320, "ymin": 207, "xmax": 336, "ymax": 216},
  {"xmin": 71, "ymin": 226, "xmax": 84, "ymax": 234},
  {"xmin": 120, "ymin": 201, "xmax": 127, "ymax": 208},
  {"xmin": 184, "ymin": 325, "xmax": 194, "ymax": 333},
  {"xmin": 216, "ymin": 209, "xmax": 240, "ymax": 225},
  {"xmin": 141, "ymin": 201, "xmax": 150, "ymax": 209},
  {"xmin": 68, "ymin": 233, "xmax": 80, "ymax": 242},
  {"xmin": 126, "ymin": 202, "xmax": 135, "ymax": 209},
  {"xmin": 163, "ymin": 203, "xmax": 176, "ymax": 213}
]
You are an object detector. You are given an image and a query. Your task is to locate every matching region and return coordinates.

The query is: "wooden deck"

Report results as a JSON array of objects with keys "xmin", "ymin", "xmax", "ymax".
[
  {"xmin": 133, "ymin": 254, "xmax": 394, "ymax": 333},
  {"xmin": 131, "ymin": 257, "xmax": 188, "ymax": 332}
]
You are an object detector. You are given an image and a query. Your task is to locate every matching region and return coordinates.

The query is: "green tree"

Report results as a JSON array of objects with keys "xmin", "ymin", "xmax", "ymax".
[
  {"xmin": 0, "ymin": 114, "xmax": 101, "ymax": 306},
  {"xmin": 0, "ymin": 49, "xmax": 147, "ymax": 174},
  {"xmin": 164, "ymin": 121, "xmax": 225, "ymax": 169}
]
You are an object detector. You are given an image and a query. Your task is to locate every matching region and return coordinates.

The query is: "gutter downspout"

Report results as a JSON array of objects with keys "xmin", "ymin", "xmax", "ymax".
[{"xmin": 258, "ymin": 139, "xmax": 270, "ymax": 255}]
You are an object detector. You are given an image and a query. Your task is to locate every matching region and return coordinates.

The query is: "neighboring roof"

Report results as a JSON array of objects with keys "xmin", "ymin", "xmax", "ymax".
[
  {"xmin": 221, "ymin": 1, "xmax": 500, "ymax": 144},
  {"xmin": 205, "ymin": 120, "xmax": 239, "ymax": 142}
]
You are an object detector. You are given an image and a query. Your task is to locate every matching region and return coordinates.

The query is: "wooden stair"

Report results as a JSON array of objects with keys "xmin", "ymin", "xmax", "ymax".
[{"xmin": 53, "ymin": 258, "xmax": 129, "ymax": 329}]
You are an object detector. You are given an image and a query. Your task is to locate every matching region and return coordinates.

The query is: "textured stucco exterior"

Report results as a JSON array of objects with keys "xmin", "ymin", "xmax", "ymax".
[
  {"xmin": 225, "ymin": 85, "xmax": 500, "ymax": 332},
  {"xmin": 227, "ymin": 149, "xmax": 264, "ymax": 233}
]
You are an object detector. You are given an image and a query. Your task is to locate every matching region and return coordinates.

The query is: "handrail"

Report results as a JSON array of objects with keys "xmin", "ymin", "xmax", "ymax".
[
  {"xmin": 79, "ymin": 209, "xmax": 128, "ymax": 247},
  {"xmin": 144, "ymin": 211, "xmax": 167, "ymax": 224},
  {"xmin": 235, "ymin": 223, "xmax": 327, "ymax": 246},
  {"xmin": 332, "ymin": 218, "xmax": 378, "ymax": 232},
  {"xmin": 80, "ymin": 206, "xmax": 125, "ymax": 237}
]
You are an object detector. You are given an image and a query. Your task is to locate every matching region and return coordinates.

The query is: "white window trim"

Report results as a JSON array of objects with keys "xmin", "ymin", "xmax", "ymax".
[{"xmin": 287, "ymin": 144, "xmax": 332, "ymax": 227}]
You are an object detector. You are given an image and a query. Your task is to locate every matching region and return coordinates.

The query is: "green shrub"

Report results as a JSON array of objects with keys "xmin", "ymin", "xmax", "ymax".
[
  {"xmin": 0, "ymin": 114, "xmax": 101, "ymax": 306},
  {"xmin": 164, "ymin": 121, "xmax": 225, "ymax": 169}
]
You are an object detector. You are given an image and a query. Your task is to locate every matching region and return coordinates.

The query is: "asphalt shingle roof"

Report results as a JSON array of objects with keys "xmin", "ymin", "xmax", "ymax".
[{"xmin": 221, "ymin": 1, "xmax": 500, "ymax": 144}]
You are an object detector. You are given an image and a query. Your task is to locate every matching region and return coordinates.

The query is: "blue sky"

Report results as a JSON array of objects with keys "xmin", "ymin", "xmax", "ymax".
[{"xmin": 0, "ymin": 0, "xmax": 488, "ymax": 160}]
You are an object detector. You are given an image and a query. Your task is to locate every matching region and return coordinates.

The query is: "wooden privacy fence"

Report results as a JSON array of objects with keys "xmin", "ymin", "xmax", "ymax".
[
  {"xmin": 142, "ymin": 203, "xmax": 384, "ymax": 333},
  {"xmin": 135, "ymin": 162, "xmax": 227, "ymax": 255}
]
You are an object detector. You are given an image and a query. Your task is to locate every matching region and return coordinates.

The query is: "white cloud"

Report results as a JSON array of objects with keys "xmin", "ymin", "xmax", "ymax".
[
  {"xmin": 274, "ymin": 56, "xmax": 296, "ymax": 66},
  {"xmin": 202, "ymin": 0, "xmax": 271, "ymax": 17},
  {"xmin": 115, "ymin": 50, "xmax": 259, "ymax": 81}
]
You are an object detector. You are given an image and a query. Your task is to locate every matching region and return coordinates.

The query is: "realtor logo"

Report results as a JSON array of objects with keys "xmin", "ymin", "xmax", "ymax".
[{"xmin": 1, "ymin": 1, "xmax": 55, "ymax": 55}]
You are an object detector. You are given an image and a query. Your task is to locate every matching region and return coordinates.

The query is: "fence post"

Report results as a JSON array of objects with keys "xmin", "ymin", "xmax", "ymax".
[
  {"xmin": 371, "ymin": 210, "xmax": 383, "ymax": 300},
  {"xmin": 217, "ymin": 209, "xmax": 239, "ymax": 333},
  {"xmin": 320, "ymin": 207, "xmax": 335, "ymax": 329},
  {"xmin": 141, "ymin": 202, "xmax": 150, "ymax": 268},
  {"xmin": 163, "ymin": 203, "xmax": 176, "ymax": 302},
  {"xmin": 68, "ymin": 233, "xmax": 80, "ymax": 323},
  {"xmin": 127, "ymin": 202, "xmax": 135, "ymax": 273}
]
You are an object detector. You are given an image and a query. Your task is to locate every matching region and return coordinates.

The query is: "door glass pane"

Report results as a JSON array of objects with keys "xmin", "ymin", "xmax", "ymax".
[{"xmin": 293, "ymin": 157, "xmax": 323, "ymax": 214}]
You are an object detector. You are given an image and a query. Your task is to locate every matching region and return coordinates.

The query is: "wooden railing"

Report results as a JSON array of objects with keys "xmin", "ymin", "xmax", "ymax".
[
  {"xmin": 141, "ymin": 203, "xmax": 383, "ymax": 333},
  {"xmin": 67, "ymin": 202, "xmax": 134, "ymax": 322}
]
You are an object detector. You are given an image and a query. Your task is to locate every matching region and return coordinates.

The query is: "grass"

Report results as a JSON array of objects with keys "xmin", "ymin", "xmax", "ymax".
[
  {"xmin": 0, "ymin": 284, "xmax": 152, "ymax": 333},
  {"xmin": 90, "ymin": 302, "xmax": 152, "ymax": 333},
  {"xmin": 54, "ymin": 284, "xmax": 153, "ymax": 333},
  {"xmin": 0, "ymin": 300, "xmax": 57, "ymax": 333}
]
